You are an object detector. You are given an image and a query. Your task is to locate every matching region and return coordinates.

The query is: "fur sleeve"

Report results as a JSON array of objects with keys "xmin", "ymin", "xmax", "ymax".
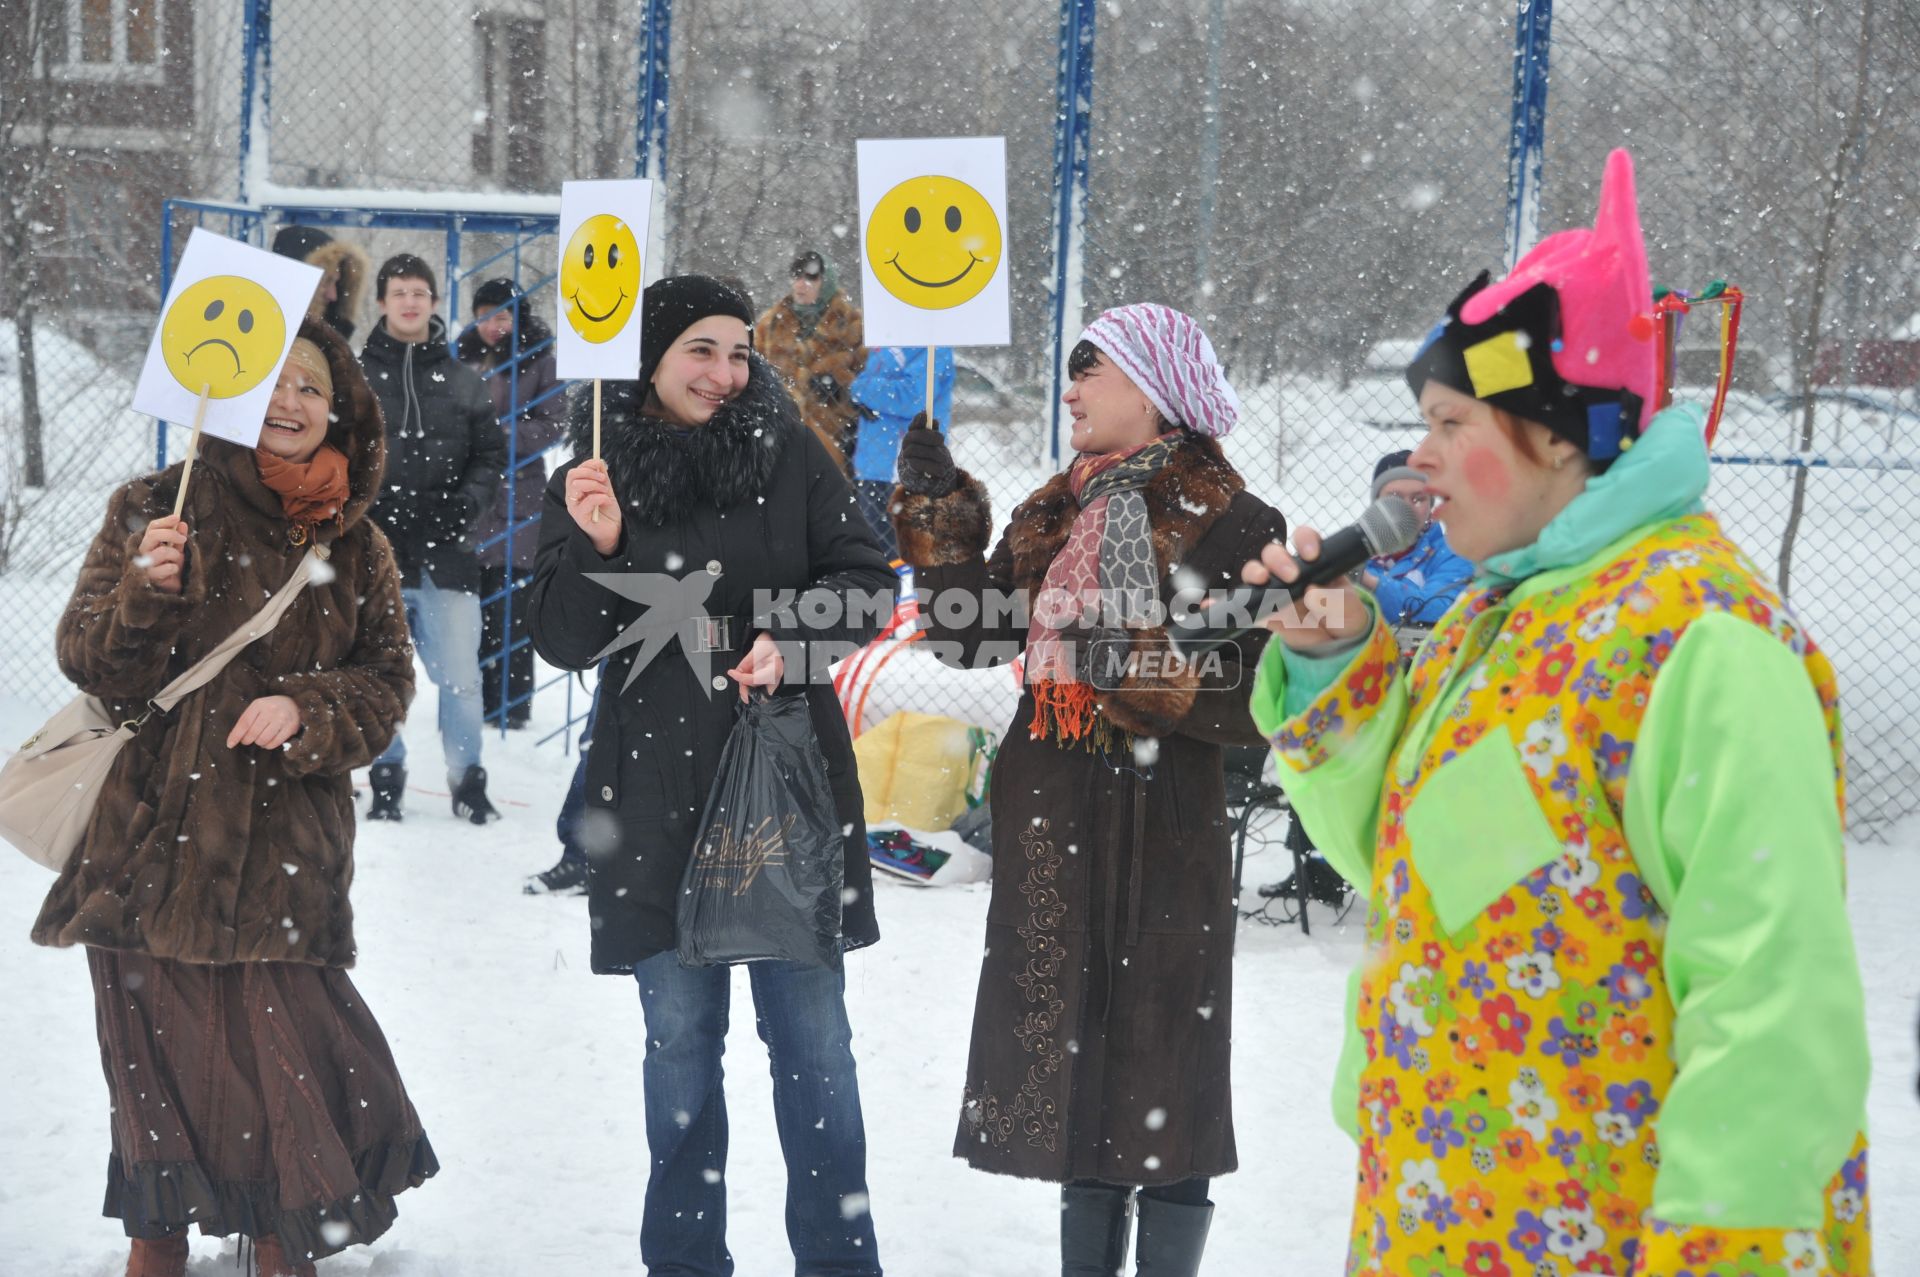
[
  {"xmin": 272, "ymin": 525, "xmax": 416, "ymax": 777},
  {"xmin": 55, "ymin": 472, "xmax": 210, "ymax": 701},
  {"xmin": 891, "ymin": 469, "xmax": 992, "ymax": 568},
  {"xmin": 1094, "ymin": 626, "xmax": 1204, "ymax": 739}
]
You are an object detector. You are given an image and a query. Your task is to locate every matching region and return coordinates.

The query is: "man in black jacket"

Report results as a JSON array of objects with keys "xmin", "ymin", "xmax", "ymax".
[{"xmin": 361, "ymin": 253, "xmax": 508, "ymax": 823}]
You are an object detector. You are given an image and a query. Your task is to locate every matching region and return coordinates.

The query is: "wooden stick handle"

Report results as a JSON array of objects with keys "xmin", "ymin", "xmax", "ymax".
[
  {"xmin": 171, "ymin": 385, "xmax": 212, "ymax": 519},
  {"xmin": 591, "ymin": 379, "xmax": 604, "ymax": 523},
  {"xmin": 925, "ymin": 347, "xmax": 936, "ymax": 424}
]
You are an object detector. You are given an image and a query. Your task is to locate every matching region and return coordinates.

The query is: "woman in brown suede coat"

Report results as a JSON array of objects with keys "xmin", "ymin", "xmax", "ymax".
[
  {"xmin": 892, "ymin": 305, "xmax": 1285, "ymax": 1277},
  {"xmin": 30, "ymin": 320, "xmax": 436, "ymax": 1277}
]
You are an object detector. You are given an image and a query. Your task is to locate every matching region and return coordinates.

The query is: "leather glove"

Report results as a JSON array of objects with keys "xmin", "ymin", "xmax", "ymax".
[
  {"xmin": 1059, "ymin": 623, "xmax": 1132, "ymax": 690},
  {"xmin": 808, "ymin": 374, "xmax": 841, "ymax": 404},
  {"xmin": 895, "ymin": 414, "xmax": 957, "ymax": 497}
]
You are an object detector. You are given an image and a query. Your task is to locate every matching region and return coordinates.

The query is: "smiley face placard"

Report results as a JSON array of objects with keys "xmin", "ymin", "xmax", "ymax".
[
  {"xmin": 555, "ymin": 179, "xmax": 653, "ymax": 381},
  {"xmin": 857, "ymin": 137, "xmax": 1010, "ymax": 347},
  {"xmin": 132, "ymin": 228, "xmax": 322, "ymax": 446}
]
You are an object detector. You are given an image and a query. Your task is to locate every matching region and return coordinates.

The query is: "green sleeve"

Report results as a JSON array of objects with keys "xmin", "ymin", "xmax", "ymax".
[
  {"xmin": 1248, "ymin": 605, "xmax": 1407, "ymax": 894},
  {"xmin": 1623, "ymin": 611, "xmax": 1867, "ymax": 1230}
]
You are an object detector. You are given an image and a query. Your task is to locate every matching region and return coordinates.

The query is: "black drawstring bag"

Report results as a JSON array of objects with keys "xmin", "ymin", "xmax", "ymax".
[{"xmin": 676, "ymin": 693, "xmax": 845, "ymax": 969}]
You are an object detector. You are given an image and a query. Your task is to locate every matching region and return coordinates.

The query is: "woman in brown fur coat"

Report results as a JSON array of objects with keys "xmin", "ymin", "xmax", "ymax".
[
  {"xmin": 891, "ymin": 304, "xmax": 1285, "ymax": 1277},
  {"xmin": 30, "ymin": 320, "xmax": 436, "ymax": 1277},
  {"xmin": 756, "ymin": 248, "xmax": 866, "ymax": 468}
]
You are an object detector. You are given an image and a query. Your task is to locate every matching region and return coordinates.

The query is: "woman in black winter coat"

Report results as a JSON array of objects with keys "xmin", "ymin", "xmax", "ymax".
[{"xmin": 526, "ymin": 276, "xmax": 896, "ymax": 1277}]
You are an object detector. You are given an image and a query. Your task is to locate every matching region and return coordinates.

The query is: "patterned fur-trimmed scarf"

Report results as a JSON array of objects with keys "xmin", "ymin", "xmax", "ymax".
[{"xmin": 1026, "ymin": 432, "xmax": 1180, "ymax": 746}]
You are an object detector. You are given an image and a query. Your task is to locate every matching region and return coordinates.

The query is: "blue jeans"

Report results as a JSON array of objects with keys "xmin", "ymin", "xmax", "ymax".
[
  {"xmin": 633, "ymin": 952, "xmax": 881, "ymax": 1277},
  {"xmin": 376, "ymin": 571, "xmax": 485, "ymax": 784}
]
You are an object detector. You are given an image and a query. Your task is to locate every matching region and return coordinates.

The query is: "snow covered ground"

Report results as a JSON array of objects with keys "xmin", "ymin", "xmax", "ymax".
[
  {"xmin": 2, "ymin": 361, "xmax": 1917, "ymax": 1272},
  {"xmin": 1, "ymin": 684, "xmax": 1917, "ymax": 1276}
]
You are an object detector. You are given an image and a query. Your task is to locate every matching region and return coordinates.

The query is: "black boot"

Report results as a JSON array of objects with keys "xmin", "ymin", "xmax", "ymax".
[
  {"xmin": 1061, "ymin": 1184, "xmax": 1133, "ymax": 1277},
  {"xmin": 367, "ymin": 762, "xmax": 405, "ymax": 822},
  {"xmin": 1257, "ymin": 855, "xmax": 1350, "ymax": 906},
  {"xmin": 524, "ymin": 854, "xmax": 588, "ymax": 896},
  {"xmin": 452, "ymin": 765, "xmax": 501, "ymax": 825},
  {"xmin": 1133, "ymin": 1195, "xmax": 1213, "ymax": 1277}
]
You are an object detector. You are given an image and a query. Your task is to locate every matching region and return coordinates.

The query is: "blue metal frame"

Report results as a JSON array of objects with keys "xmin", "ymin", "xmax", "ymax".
[
  {"xmin": 1505, "ymin": 0, "xmax": 1553, "ymax": 267},
  {"xmin": 636, "ymin": 0, "xmax": 673, "ymax": 181},
  {"xmin": 157, "ymin": 198, "xmax": 584, "ymax": 743},
  {"xmin": 1047, "ymin": 0, "xmax": 1098, "ymax": 465},
  {"xmin": 237, "ymin": 0, "xmax": 270, "ymax": 205},
  {"xmin": 159, "ymin": 0, "xmax": 687, "ymax": 754}
]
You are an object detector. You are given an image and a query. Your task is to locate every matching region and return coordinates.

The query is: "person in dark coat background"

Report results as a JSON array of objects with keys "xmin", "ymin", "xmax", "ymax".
[
  {"xmin": 360, "ymin": 253, "xmax": 507, "ymax": 824},
  {"xmin": 32, "ymin": 320, "xmax": 435, "ymax": 1277},
  {"xmin": 456, "ymin": 276, "xmax": 568, "ymax": 729},
  {"xmin": 270, "ymin": 224, "xmax": 370, "ymax": 342},
  {"xmin": 890, "ymin": 304, "xmax": 1286, "ymax": 1277},
  {"xmin": 527, "ymin": 275, "xmax": 896, "ymax": 1277}
]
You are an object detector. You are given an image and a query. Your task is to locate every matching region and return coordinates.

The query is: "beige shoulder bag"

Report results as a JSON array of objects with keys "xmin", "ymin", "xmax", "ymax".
[{"xmin": 0, "ymin": 549, "xmax": 322, "ymax": 871}]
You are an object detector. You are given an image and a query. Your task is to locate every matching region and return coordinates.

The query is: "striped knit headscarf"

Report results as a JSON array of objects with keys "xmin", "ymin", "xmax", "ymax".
[{"xmin": 1078, "ymin": 304, "xmax": 1240, "ymax": 438}]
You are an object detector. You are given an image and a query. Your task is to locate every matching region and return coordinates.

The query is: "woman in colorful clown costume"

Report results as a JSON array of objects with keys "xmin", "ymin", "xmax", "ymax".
[{"xmin": 1243, "ymin": 150, "xmax": 1872, "ymax": 1276}]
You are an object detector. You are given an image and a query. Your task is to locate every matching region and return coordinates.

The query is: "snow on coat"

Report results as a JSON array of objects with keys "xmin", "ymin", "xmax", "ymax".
[
  {"xmin": 525, "ymin": 358, "xmax": 897, "ymax": 973},
  {"xmin": 33, "ymin": 319, "xmax": 415, "ymax": 968},
  {"xmin": 894, "ymin": 432, "xmax": 1287, "ymax": 1185},
  {"xmin": 361, "ymin": 316, "xmax": 506, "ymax": 593}
]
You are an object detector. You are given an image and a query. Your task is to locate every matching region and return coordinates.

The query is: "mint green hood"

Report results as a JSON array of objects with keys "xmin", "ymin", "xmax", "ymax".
[{"xmin": 1477, "ymin": 402, "xmax": 1710, "ymax": 588}]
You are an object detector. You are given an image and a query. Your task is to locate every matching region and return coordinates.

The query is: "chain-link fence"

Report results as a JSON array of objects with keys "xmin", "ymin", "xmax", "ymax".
[
  {"xmin": 0, "ymin": 3, "xmax": 241, "ymax": 728},
  {"xmin": 1545, "ymin": 0, "xmax": 1920, "ymax": 831},
  {"xmin": 4, "ymin": 0, "xmax": 1917, "ymax": 828}
]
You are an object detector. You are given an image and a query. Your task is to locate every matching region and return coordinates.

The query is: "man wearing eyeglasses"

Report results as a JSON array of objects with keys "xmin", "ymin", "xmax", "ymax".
[{"xmin": 360, "ymin": 253, "xmax": 508, "ymax": 826}]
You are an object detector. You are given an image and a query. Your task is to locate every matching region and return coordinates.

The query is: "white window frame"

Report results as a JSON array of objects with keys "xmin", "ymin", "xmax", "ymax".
[{"xmin": 54, "ymin": 0, "xmax": 168, "ymax": 85}]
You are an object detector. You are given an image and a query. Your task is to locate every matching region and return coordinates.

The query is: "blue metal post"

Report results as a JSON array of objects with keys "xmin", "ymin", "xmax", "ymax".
[
  {"xmin": 1047, "ymin": 0, "xmax": 1098, "ymax": 466},
  {"xmin": 636, "ymin": 0, "xmax": 674, "ymax": 276},
  {"xmin": 237, "ymin": 0, "xmax": 271, "ymax": 205},
  {"xmin": 500, "ymin": 232, "xmax": 521, "ymax": 731},
  {"xmin": 1505, "ymin": 0, "xmax": 1553, "ymax": 267},
  {"xmin": 636, "ymin": 0, "xmax": 673, "ymax": 180},
  {"xmin": 445, "ymin": 217, "xmax": 463, "ymax": 341}
]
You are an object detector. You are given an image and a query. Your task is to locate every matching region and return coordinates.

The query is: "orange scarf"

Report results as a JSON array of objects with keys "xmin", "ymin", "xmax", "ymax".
[{"xmin": 254, "ymin": 445, "xmax": 351, "ymax": 545}]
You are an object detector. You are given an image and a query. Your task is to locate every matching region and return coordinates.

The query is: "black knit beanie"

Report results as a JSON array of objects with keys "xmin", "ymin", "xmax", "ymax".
[
  {"xmin": 271, "ymin": 224, "xmax": 333, "ymax": 262},
  {"xmin": 472, "ymin": 277, "xmax": 520, "ymax": 315},
  {"xmin": 639, "ymin": 275, "xmax": 756, "ymax": 391}
]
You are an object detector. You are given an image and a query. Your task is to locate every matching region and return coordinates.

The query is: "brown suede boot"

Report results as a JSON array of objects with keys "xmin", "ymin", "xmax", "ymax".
[
  {"xmin": 125, "ymin": 1232, "xmax": 188, "ymax": 1277},
  {"xmin": 253, "ymin": 1235, "xmax": 318, "ymax": 1277}
]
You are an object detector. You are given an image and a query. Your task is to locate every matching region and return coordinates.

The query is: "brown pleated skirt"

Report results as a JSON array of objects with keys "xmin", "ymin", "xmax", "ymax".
[{"xmin": 87, "ymin": 947, "xmax": 438, "ymax": 1260}]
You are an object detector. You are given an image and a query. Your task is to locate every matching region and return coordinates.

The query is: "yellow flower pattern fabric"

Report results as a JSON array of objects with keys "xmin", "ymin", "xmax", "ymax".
[{"xmin": 1262, "ymin": 514, "xmax": 1871, "ymax": 1277}]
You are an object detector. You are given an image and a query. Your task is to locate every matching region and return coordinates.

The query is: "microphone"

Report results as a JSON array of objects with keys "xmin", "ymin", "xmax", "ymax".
[{"xmin": 1168, "ymin": 496, "xmax": 1423, "ymax": 657}]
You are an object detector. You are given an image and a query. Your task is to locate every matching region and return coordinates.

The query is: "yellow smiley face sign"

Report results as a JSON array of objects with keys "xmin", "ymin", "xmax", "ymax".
[
  {"xmin": 159, "ymin": 276, "xmax": 289, "ymax": 398},
  {"xmin": 561, "ymin": 214, "xmax": 641, "ymax": 343},
  {"xmin": 864, "ymin": 175, "xmax": 1003, "ymax": 311}
]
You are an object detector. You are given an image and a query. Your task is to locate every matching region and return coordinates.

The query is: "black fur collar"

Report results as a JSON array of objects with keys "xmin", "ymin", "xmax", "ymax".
[{"xmin": 569, "ymin": 354, "xmax": 796, "ymax": 527}]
